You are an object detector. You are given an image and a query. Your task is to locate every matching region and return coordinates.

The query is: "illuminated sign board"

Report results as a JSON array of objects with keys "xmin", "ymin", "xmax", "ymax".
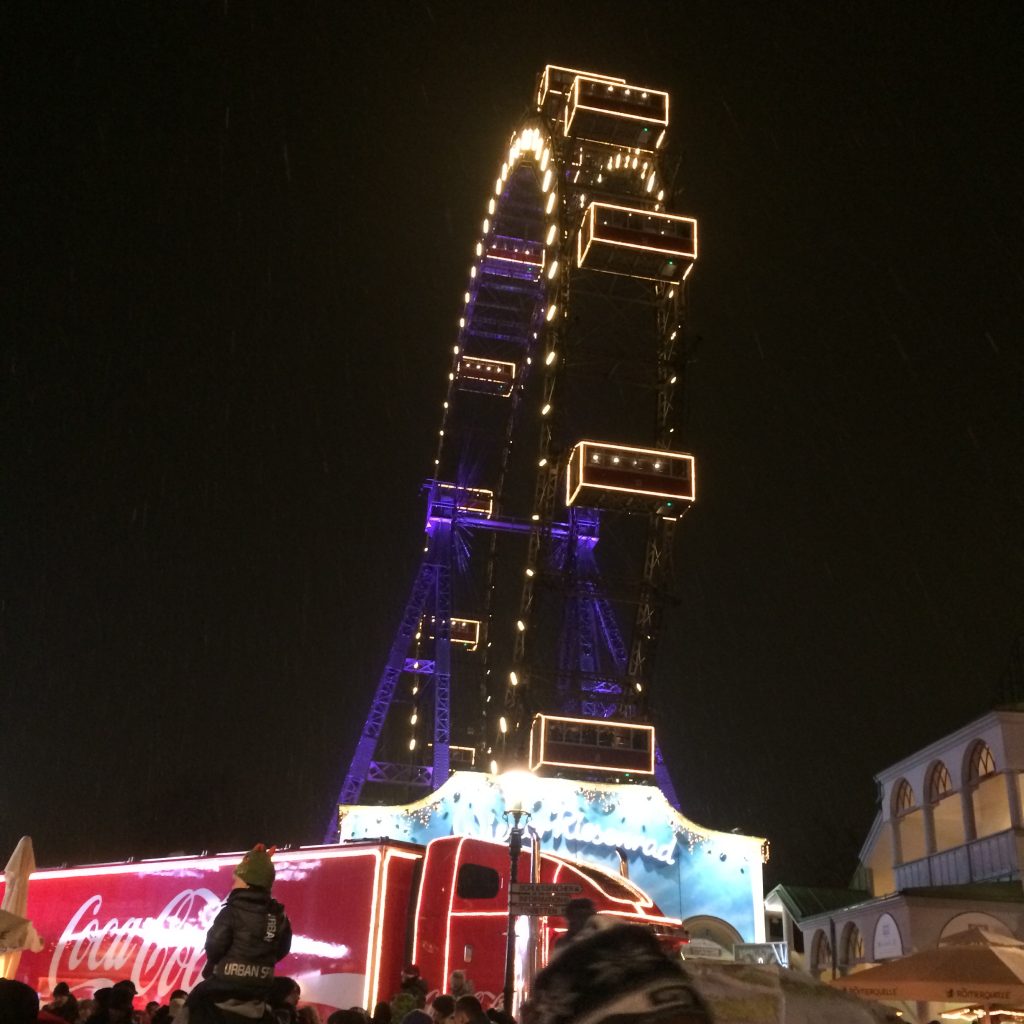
[{"xmin": 338, "ymin": 771, "xmax": 766, "ymax": 944}]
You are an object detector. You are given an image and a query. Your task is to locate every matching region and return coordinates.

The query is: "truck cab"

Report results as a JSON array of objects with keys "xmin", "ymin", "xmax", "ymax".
[{"xmin": 413, "ymin": 835, "xmax": 682, "ymax": 1005}]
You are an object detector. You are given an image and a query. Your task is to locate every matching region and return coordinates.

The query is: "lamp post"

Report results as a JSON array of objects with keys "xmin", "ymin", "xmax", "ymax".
[{"xmin": 502, "ymin": 801, "xmax": 531, "ymax": 1013}]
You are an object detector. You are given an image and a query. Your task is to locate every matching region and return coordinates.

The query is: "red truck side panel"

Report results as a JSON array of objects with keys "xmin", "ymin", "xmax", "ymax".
[{"xmin": 1, "ymin": 843, "xmax": 421, "ymax": 1014}]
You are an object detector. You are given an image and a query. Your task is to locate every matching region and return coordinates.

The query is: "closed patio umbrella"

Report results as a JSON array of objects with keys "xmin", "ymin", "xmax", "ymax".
[{"xmin": 0, "ymin": 837, "xmax": 44, "ymax": 979}]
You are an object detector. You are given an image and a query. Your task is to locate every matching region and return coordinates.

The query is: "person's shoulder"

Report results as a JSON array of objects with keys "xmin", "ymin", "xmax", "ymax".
[{"xmin": 229, "ymin": 886, "xmax": 275, "ymax": 908}]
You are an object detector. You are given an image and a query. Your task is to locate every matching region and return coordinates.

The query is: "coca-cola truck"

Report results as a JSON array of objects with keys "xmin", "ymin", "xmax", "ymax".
[{"xmin": 2, "ymin": 835, "xmax": 681, "ymax": 1011}]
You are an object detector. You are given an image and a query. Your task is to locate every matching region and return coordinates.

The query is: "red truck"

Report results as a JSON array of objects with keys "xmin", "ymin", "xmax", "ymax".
[{"xmin": 2, "ymin": 835, "xmax": 681, "ymax": 1012}]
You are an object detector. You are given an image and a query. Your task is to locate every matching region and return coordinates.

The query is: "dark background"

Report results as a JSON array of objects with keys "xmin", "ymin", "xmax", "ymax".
[{"xmin": 3, "ymin": 2, "xmax": 1023, "ymax": 890}]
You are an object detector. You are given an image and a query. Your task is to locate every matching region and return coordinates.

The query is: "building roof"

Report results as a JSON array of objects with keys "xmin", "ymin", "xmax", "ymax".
[{"xmin": 766, "ymin": 884, "xmax": 871, "ymax": 921}]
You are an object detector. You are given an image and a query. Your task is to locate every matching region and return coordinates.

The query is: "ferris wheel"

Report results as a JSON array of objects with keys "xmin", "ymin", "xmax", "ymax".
[{"xmin": 327, "ymin": 66, "xmax": 698, "ymax": 837}]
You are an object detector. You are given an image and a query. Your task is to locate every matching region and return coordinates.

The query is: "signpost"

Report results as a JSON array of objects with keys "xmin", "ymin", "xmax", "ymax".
[{"xmin": 508, "ymin": 881, "xmax": 582, "ymax": 917}]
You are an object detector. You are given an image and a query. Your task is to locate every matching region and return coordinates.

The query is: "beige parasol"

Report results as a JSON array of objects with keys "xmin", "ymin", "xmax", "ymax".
[
  {"xmin": 832, "ymin": 927, "xmax": 1024, "ymax": 1008},
  {"xmin": 0, "ymin": 836, "xmax": 44, "ymax": 980}
]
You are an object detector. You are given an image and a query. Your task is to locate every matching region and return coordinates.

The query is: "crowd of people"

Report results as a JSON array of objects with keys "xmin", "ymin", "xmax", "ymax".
[
  {"xmin": 0, "ymin": 969, "xmax": 508, "ymax": 1024},
  {"xmin": 381, "ymin": 965, "xmax": 512, "ymax": 1024},
  {"xmin": 1, "ymin": 979, "xmax": 189, "ymax": 1024}
]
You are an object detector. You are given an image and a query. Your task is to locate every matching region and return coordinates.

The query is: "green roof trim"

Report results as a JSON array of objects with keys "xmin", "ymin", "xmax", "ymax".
[{"xmin": 768, "ymin": 884, "xmax": 871, "ymax": 921}]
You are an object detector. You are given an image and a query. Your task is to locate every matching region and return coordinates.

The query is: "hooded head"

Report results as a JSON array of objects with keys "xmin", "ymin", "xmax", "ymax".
[{"xmin": 234, "ymin": 843, "xmax": 277, "ymax": 890}]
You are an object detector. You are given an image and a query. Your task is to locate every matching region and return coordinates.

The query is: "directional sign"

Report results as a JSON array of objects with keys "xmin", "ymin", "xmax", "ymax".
[
  {"xmin": 507, "ymin": 904, "xmax": 568, "ymax": 917},
  {"xmin": 508, "ymin": 881, "xmax": 582, "ymax": 916},
  {"xmin": 509, "ymin": 883, "xmax": 583, "ymax": 896}
]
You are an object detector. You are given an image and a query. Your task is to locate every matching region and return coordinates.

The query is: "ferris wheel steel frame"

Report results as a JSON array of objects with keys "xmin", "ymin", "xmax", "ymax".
[{"xmin": 327, "ymin": 66, "xmax": 698, "ymax": 838}]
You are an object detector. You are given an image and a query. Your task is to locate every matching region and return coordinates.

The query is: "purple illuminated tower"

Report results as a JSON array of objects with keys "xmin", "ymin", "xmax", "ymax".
[{"xmin": 326, "ymin": 67, "xmax": 698, "ymax": 838}]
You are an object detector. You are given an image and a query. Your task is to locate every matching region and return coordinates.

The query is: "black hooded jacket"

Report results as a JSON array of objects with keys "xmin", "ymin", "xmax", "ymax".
[{"xmin": 202, "ymin": 886, "xmax": 293, "ymax": 989}]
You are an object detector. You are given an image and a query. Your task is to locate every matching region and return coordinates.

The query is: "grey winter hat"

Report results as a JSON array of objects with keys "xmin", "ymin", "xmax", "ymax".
[{"xmin": 525, "ymin": 923, "xmax": 710, "ymax": 1024}]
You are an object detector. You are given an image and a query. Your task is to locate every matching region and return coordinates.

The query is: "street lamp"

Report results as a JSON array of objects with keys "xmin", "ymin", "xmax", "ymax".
[{"xmin": 501, "ymin": 776, "xmax": 533, "ymax": 1013}]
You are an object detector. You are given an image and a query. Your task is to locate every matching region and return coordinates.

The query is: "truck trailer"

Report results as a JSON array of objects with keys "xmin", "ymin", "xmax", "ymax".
[{"xmin": 1, "ymin": 834, "xmax": 682, "ymax": 1012}]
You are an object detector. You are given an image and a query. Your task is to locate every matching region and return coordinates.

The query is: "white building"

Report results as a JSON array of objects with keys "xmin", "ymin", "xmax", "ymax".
[{"xmin": 766, "ymin": 708, "xmax": 1024, "ymax": 979}]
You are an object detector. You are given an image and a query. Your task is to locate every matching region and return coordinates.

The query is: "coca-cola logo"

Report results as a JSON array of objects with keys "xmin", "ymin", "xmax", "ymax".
[{"xmin": 49, "ymin": 889, "xmax": 221, "ymax": 999}]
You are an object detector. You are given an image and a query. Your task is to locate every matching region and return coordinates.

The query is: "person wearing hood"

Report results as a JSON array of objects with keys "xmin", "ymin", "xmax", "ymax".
[
  {"xmin": 186, "ymin": 843, "xmax": 293, "ymax": 1022},
  {"xmin": 202, "ymin": 845, "xmax": 292, "ymax": 991}
]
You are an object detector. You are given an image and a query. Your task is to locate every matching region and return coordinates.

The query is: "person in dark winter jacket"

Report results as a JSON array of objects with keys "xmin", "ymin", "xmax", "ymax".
[
  {"xmin": 186, "ymin": 843, "xmax": 293, "ymax": 1022},
  {"xmin": 552, "ymin": 898, "xmax": 596, "ymax": 951},
  {"xmin": 202, "ymin": 845, "xmax": 292, "ymax": 991},
  {"xmin": 389, "ymin": 965, "xmax": 427, "ymax": 1021}
]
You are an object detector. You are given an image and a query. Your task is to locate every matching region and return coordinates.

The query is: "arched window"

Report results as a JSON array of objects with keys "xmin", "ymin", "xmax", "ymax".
[
  {"xmin": 892, "ymin": 778, "xmax": 915, "ymax": 816},
  {"xmin": 927, "ymin": 761, "xmax": 952, "ymax": 803},
  {"xmin": 966, "ymin": 740, "xmax": 1009, "ymax": 839},
  {"xmin": 840, "ymin": 922, "xmax": 864, "ymax": 969},
  {"xmin": 928, "ymin": 759, "xmax": 964, "ymax": 852},
  {"xmin": 811, "ymin": 930, "xmax": 833, "ymax": 977},
  {"xmin": 966, "ymin": 741, "xmax": 997, "ymax": 783}
]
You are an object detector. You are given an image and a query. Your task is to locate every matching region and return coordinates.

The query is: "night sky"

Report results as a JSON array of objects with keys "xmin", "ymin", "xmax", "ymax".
[{"xmin": 4, "ymin": 3, "xmax": 1023, "ymax": 891}]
